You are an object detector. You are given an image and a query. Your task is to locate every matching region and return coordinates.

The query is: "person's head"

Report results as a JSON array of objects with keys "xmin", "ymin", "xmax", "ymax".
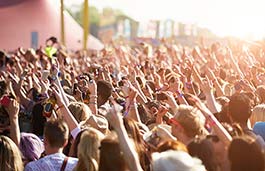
[
  {"xmin": 19, "ymin": 133, "xmax": 44, "ymax": 163},
  {"xmin": 250, "ymin": 104, "xmax": 265, "ymax": 127},
  {"xmin": 157, "ymin": 140, "xmax": 187, "ymax": 153},
  {"xmin": 253, "ymin": 122, "xmax": 265, "ymax": 141},
  {"xmin": 215, "ymin": 96, "xmax": 231, "ymax": 123},
  {"xmin": 152, "ymin": 150, "xmax": 206, "ymax": 171},
  {"xmin": 98, "ymin": 132, "xmax": 127, "ymax": 171},
  {"xmin": 256, "ymin": 85, "xmax": 265, "ymax": 104},
  {"xmin": 68, "ymin": 102, "xmax": 92, "ymax": 123},
  {"xmin": 31, "ymin": 103, "xmax": 46, "ymax": 137},
  {"xmin": 169, "ymin": 105, "xmax": 206, "ymax": 145},
  {"xmin": 228, "ymin": 93, "xmax": 253, "ymax": 124},
  {"xmin": 188, "ymin": 136, "xmax": 218, "ymax": 171},
  {"xmin": 75, "ymin": 128, "xmax": 104, "ymax": 171},
  {"xmin": 0, "ymin": 50, "xmax": 7, "ymax": 67},
  {"xmin": 0, "ymin": 80, "xmax": 7, "ymax": 97},
  {"xmin": 27, "ymin": 87, "xmax": 41, "ymax": 102},
  {"xmin": 97, "ymin": 80, "xmax": 112, "ymax": 106},
  {"xmin": 81, "ymin": 115, "xmax": 109, "ymax": 134},
  {"xmin": 0, "ymin": 135, "xmax": 23, "ymax": 171},
  {"xmin": 228, "ymin": 136, "xmax": 265, "ymax": 171},
  {"xmin": 43, "ymin": 119, "xmax": 69, "ymax": 153}
]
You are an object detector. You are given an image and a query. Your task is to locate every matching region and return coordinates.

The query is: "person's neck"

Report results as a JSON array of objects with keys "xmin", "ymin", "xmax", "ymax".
[
  {"xmin": 45, "ymin": 147, "xmax": 63, "ymax": 155},
  {"xmin": 182, "ymin": 136, "xmax": 193, "ymax": 146}
]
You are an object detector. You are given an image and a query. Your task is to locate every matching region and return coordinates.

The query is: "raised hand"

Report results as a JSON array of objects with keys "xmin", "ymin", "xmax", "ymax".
[
  {"xmin": 200, "ymin": 76, "xmax": 213, "ymax": 94},
  {"xmin": 106, "ymin": 98, "xmax": 123, "ymax": 130},
  {"xmin": 5, "ymin": 98, "xmax": 20, "ymax": 120},
  {"xmin": 87, "ymin": 79, "xmax": 97, "ymax": 95}
]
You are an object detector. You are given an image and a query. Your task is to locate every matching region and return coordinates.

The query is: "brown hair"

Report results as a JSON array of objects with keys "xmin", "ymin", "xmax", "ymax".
[
  {"xmin": 157, "ymin": 140, "xmax": 187, "ymax": 153},
  {"xmin": 228, "ymin": 136, "xmax": 265, "ymax": 171},
  {"xmin": 44, "ymin": 119, "xmax": 69, "ymax": 148},
  {"xmin": 98, "ymin": 132, "xmax": 127, "ymax": 171},
  {"xmin": 123, "ymin": 118, "xmax": 150, "ymax": 170}
]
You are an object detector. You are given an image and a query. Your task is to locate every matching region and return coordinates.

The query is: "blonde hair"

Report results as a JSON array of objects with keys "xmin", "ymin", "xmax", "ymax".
[
  {"xmin": 0, "ymin": 136, "xmax": 24, "ymax": 171},
  {"xmin": 75, "ymin": 128, "xmax": 104, "ymax": 171},
  {"xmin": 250, "ymin": 104, "xmax": 265, "ymax": 127},
  {"xmin": 174, "ymin": 105, "xmax": 206, "ymax": 138},
  {"xmin": 68, "ymin": 102, "xmax": 92, "ymax": 123}
]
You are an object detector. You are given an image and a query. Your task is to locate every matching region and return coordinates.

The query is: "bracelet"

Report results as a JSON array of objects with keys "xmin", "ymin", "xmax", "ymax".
[
  {"xmin": 212, "ymin": 79, "xmax": 217, "ymax": 84},
  {"xmin": 89, "ymin": 94, "xmax": 97, "ymax": 97},
  {"xmin": 89, "ymin": 102, "xmax": 97, "ymax": 105},
  {"xmin": 130, "ymin": 103, "xmax": 137, "ymax": 107},
  {"xmin": 206, "ymin": 115, "xmax": 216, "ymax": 127},
  {"xmin": 178, "ymin": 93, "xmax": 184, "ymax": 98},
  {"xmin": 55, "ymin": 105, "xmax": 64, "ymax": 112},
  {"xmin": 20, "ymin": 77, "xmax": 26, "ymax": 80},
  {"xmin": 176, "ymin": 90, "xmax": 184, "ymax": 98}
]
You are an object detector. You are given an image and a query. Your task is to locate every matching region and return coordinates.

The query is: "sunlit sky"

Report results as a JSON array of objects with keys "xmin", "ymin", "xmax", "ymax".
[{"xmin": 65, "ymin": 0, "xmax": 265, "ymax": 40}]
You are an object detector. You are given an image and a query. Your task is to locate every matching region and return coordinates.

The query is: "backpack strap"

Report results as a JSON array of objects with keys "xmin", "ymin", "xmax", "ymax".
[{"xmin": 60, "ymin": 157, "xmax": 69, "ymax": 171}]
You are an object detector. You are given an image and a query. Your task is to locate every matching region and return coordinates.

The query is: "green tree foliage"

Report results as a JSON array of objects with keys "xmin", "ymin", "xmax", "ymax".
[{"xmin": 66, "ymin": 4, "xmax": 100, "ymax": 27}]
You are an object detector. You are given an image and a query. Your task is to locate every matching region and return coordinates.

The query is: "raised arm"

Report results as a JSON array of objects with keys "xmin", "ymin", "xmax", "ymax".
[
  {"xmin": 194, "ymin": 97, "xmax": 232, "ymax": 146},
  {"xmin": 106, "ymin": 100, "xmax": 143, "ymax": 171},
  {"xmin": 6, "ymin": 99, "xmax": 20, "ymax": 146},
  {"xmin": 200, "ymin": 76, "xmax": 220, "ymax": 114},
  {"xmin": 51, "ymin": 86, "xmax": 79, "ymax": 133}
]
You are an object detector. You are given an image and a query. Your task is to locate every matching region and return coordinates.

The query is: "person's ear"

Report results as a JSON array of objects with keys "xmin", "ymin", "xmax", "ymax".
[
  {"xmin": 63, "ymin": 139, "xmax": 68, "ymax": 148},
  {"xmin": 44, "ymin": 137, "xmax": 48, "ymax": 147}
]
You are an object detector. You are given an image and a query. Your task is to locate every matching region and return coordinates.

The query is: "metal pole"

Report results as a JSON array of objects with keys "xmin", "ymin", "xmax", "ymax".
[
  {"xmin": 60, "ymin": 0, "xmax": 65, "ymax": 46},
  {"xmin": 83, "ymin": 0, "xmax": 89, "ymax": 50}
]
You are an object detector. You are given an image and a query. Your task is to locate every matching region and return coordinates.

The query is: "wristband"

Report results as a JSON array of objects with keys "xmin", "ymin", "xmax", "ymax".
[
  {"xmin": 89, "ymin": 94, "xmax": 97, "ymax": 97},
  {"xmin": 55, "ymin": 105, "xmax": 64, "ymax": 112},
  {"xmin": 89, "ymin": 102, "xmax": 97, "ymax": 105}
]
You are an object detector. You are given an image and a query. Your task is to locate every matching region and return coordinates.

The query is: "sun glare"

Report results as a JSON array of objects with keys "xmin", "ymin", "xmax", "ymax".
[{"xmin": 75, "ymin": 0, "xmax": 265, "ymax": 40}]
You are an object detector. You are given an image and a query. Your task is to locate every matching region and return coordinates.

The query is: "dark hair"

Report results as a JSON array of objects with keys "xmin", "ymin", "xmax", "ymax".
[
  {"xmin": 215, "ymin": 96, "xmax": 231, "ymax": 123},
  {"xmin": 188, "ymin": 137, "xmax": 218, "ymax": 171},
  {"xmin": 228, "ymin": 93, "xmax": 253, "ymax": 123},
  {"xmin": 97, "ymin": 80, "xmax": 112, "ymax": 106},
  {"xmin": 228, "ymin": 136, "xmax": 265, "ymax": 171},
  {"xmin": 47, "ymin": 36, "xmax": 58, "ymax": 44},
  {"xmin": 44, "ymin": 119, "xmax": 69, "ymax": 148},
  {"xmin": 0, "ymin": 80, "xmax": 7, "ymax": 97},
  {"xmin": 27, "ymin": 88, "xmax": 41, "ymax": 102},
  {"xmin": 31, "ymin": 104, "xmax": 46, "ymax": 137},
  {"xmin": 0, "ymin": 51, "xmax": 6, "ymax": 67}
]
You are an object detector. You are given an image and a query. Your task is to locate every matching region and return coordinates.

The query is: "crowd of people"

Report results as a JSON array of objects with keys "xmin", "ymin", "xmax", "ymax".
[{"xmin": 0, "ymin": 36, "xmax": 265, "ymax": 171}]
